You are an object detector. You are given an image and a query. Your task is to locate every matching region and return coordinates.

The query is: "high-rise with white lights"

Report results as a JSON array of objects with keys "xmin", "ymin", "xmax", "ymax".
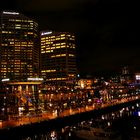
[
  {"xmin": 40, "ymin": 31, "xmax": 77, "ymax": 86},
  {"xmin": 0, "ymin": 11, "xmax": 40, "ymax": 81}
]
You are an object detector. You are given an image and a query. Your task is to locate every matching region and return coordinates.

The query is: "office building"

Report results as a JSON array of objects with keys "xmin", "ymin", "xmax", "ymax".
[
  {"xmin": 40, "ymin": 31, "xmax": 77, "ymax": 87},
  {"xmin": 0, "ymin": 10, "xmax": 40, "ymax": 81},
  {"xmin": 0, "ymin": 10, "xmax": 41, "ymax": 114}
]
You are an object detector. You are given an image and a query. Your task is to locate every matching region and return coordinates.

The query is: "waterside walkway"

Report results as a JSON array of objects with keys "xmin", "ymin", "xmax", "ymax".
[{"xmin": 0, "ymin": 95, "xmax": 139, "ymax": 130}]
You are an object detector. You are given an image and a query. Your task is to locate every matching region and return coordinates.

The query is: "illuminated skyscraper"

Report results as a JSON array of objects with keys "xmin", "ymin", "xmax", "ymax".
[
  {"xmin": 0, "ymin": 11, "xmax": 40, "ymax": 81},
  {"xmin": 40, "ymin": 31, "xmax": 77, "ymax": 86}
]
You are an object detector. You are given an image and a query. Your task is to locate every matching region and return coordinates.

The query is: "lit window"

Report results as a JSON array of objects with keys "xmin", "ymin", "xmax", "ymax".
[
  {"xmin": 28, "ymin": 20, "xmax": 33, "ymax": 23},
  {"xmin": 2, "ymin": 31, "xmax": 8, "ymax": 33},
  {"xmin": 69, "ymin": 54, "xmax": 75, "ymax": 57},
  {"xmin": 56, "ymin": 43, "xmax": 60, "ymax": 46},
  {"xmin": 51, "ymin": 36, "xmax": 55, "ymax": 38},
  {"xmin": 27, "ymin": 32, "xmax": 33, "ymax": 34},
  {"xmin": 56, "ymin": 38, "xmax": 60, "ymax": 40},
  {"xmin": 61, "ymin": 43, "xmax": 66, "ymax": 45},
  {"xmin": 61, "ymin": 37, "xmax": 65, "ymax": 39},
  {"xmin": 56, "ymin": 46, "xmax": 61, "ymax": 49},
  {"xmin": 61, "ymin": 34, "xmax": 65, "ymax": 36},
  {"xmin": 61, "ymin": 45, "xmax": 66, "ymax": 48},
  {"xmin": 15, "ymin": 24, "xmax": 21, "ymax": 26},
  {"xmin": 41, "ymin": 38, "xmax": 45, "ymax": 40},
  {"xmin": 15, "ymin": 27, "xmax": 21, "ymax": 29},
  {"xmin": 15, "ymin": 19, "xmax": 21, "ymax": 22}
]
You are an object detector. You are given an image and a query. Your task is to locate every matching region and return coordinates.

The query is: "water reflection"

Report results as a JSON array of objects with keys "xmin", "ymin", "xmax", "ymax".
[{"xmin": 21, "ymin": 102, "xmax": 140, "ymax": 140}]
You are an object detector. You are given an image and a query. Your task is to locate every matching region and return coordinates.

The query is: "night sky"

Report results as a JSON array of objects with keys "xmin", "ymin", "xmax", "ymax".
[{"xmin": 1, "ymin": 0, "xmax": 140, "ymax": 76}]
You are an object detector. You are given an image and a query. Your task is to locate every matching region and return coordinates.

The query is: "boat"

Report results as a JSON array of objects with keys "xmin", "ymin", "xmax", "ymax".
[{"xmin": 74, "ymin": 126, "xmax": 122, "ymax": 140}]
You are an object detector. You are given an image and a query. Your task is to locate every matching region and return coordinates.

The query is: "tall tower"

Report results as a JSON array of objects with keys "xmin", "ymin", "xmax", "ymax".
[
  {"xmin": 0, "ymin": 11, "xmax": 40, "ymax": 81},
  {"xmin": 40, "ymin": 31, "xmax": 77, "ymax": 87},
  {"xmin": 122, "ymin": 66, "xmax": 129, "ymax": 75}
]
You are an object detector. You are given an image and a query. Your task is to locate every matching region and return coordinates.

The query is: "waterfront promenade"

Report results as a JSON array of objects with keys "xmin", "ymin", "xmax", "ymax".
[{"xmin": 0, "ymin": 95, "xmax": 139, "ymax": 129}]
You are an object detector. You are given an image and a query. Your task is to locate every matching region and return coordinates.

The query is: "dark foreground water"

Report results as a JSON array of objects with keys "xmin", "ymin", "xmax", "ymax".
[
  {"xmin": 1, "ymin": 101, "xmax": 140, "ymax": 140},
  {"xmin": 19, "ymin": 101, "xmax": 140, "ymax": 140}
]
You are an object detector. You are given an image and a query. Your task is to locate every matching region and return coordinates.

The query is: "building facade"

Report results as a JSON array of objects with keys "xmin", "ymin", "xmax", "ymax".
[
  {"xmin": 0, "ymin": 11, "xmax": 41, "ymax": 115},
  {"xmin": 0, "ymin": 11, "xmax": 40, "ymax": 81},
  {"xmin": 40, "ymin": 31, "xmax": 77, "ymax": 87}
]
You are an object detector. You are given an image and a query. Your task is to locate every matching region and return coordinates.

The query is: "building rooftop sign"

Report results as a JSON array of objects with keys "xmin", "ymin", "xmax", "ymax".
[
  {"xmin": 1, "ymin": 78, "xmax": 10, "ymax": 82},
  {"xmin": 3, "ymin": 11, "xmax": 19, "ymax": 15},
  {"xmin": 41, "ymin": 31, "xmax": 52, "ymax": 36}
]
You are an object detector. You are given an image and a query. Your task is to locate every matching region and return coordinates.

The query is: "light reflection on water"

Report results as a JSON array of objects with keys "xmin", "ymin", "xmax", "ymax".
[{"xmin": 22, "ymin": 102, "xmax": 140, "ymax": 140}]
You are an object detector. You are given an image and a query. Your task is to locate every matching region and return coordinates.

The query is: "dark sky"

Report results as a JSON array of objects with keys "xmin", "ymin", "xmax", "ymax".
[{"xmin": 1, "ymin": 0, "xmax": 140, "ymax": 76}]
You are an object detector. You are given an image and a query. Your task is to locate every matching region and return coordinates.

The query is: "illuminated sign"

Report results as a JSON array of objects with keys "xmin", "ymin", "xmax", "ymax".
[
  {"xmin": 27, "ymin": 78, "xmax": 43, "ymax": 81},
  {"xmin": 138, "ymin": 111, "xmax": 140, "ymax": 117},
  {"xmin": 3, "ymin": 11, "xmax": 19, "ymax": 15},
  {"xmin": 136, "ymin": 75, "xmax": 140, "ymax": 80},
  {"xmin": 41, "ymin": 31, "xmax": 52, "ymax": 36},
  {"xmin": 1, "ymin": 78, "xmax": 10, "ymax": 82}
]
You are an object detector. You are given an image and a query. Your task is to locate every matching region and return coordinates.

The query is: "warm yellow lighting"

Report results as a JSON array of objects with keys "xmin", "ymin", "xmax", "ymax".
[
  {"xmin": 51, "ymin": 54, "xmax": 66, "ymax": 58},
  {"xmin": 61, "ymin": 34, "xmax": 65, "ymax": 36},
  {"xmin": 56, "ymin": 43, "xmax": 60, "ymax": 46},
  {"xmin": 68, "ymin": 74, "xmax": 75, "ymax": 77},
  {"xmin": 41, "ymin": 70, "xmax": 56, "ymax": 72},
  {"xmin": 56, "ymin": 38, "xmax": 60, "ymax": 40},
  {"xmin": 69, "ymin": 54, "xmax": 75, "ymax": 57},
  {"xmin": 46, "ymin": 50, "xmax": 53, "ymax": 53},
  {"xmin": 27, "ymin": 78, "xmax": 43, "ymax": 81},
  {"xmin": 56, "ymin": 46, "xmax": 61, "ymax": 48},
  {"xmin": 51, "ymin": 36, "xmax": 55, "ymax": 38},
  {"xmin": 61, "ymin": 37, "xmax": 65, "ymax": 39}
]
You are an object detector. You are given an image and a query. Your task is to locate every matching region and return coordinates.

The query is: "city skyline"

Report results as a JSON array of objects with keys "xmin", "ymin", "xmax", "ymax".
[{"xmin": 0, "ymin": 0, "xmax": 140, "ymax": 76}]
